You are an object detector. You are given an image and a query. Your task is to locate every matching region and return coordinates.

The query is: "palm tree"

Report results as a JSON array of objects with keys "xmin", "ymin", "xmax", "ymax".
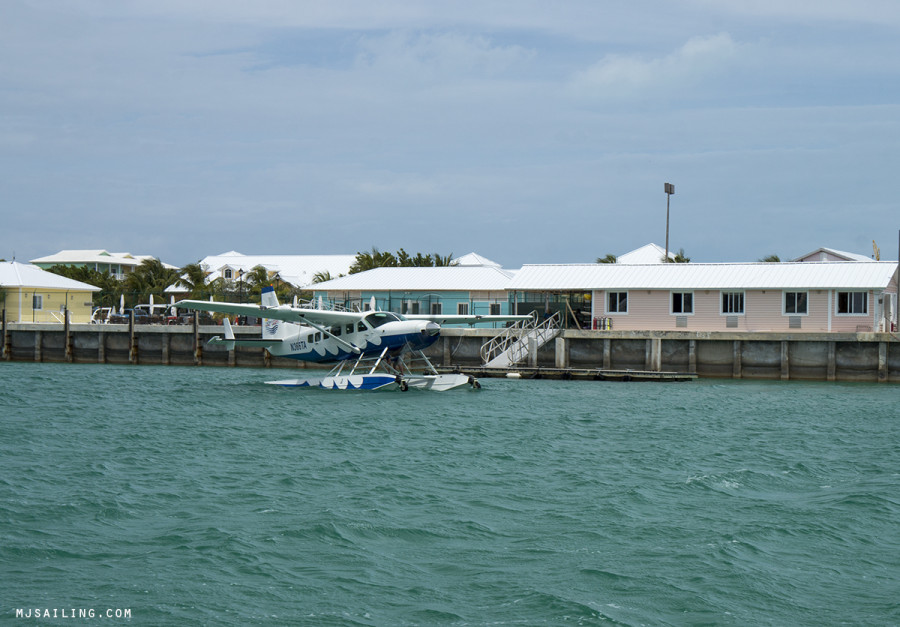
[
  {"xmin": 46, "ymin": 264, "xmax": 123, "ymax": 307},
  {"xmin": 177, "ymin": 263, "xmax": 210, "ymax": 299},
  {"xmin": 312, "ymin": 271, "xmax": 333, "ymax": 284},
  {"xmin": 672, "ymin": 248, "xmax": 691, "ymax": 263},
  {"xmin": 596, "ymin": 254, "xmax": 617, "ymax": 264},
  {"xmin": 349, "ymin": 247, "xmax": 398, "ymax": 273},
  {"xmin": 125, "ymin": 258, "xmax": 181, "ymax": 303},
  {"xmin": 432, "ymin": 253, "xmax": 454, "ymax": 267},
  {"xmin": 759, "ymin": 254, "xmax": 781, "ymax": 263}
]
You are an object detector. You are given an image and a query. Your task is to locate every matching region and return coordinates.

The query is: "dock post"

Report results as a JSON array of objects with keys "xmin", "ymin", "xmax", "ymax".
[
  {"xmin": 827, "ymin": 341, "xmax": 836, "ymax": 381},
  {"xmin": 528, "ymin": 337, "xmax": 538, "ymax": 367},
  {"xmin": 878, "ymin": 341, "xmax": 888, "ymax": 382},
  {"xmin": 1, "ymin": 309, "xmax": 7, "ymax": 361},
  {"xmin": 780, "ymin": 341, "xmax": 790, "ymax": 381},
  {"xmin": 443, "ymin": 336, "xmax": 451, "ymax": 366},
  {"xmin": 688, "ymin": 339, "xmax": 697, "ymax": 373},
  {"xmin": 162, "ymin": 330, "xmax": 170, "ymax": 366},
  {"xmin": 34, "ymin": 330, "xmax": 42, "ymax": 362},
  {"xmin": 732, "ymin": 340, "xmax": 742, "ymax": 379},
  {"xmin": 64, "ymin": 309, "xmax": 73, "ymax": 363},
  {"xmin": 193, "ymin": 312, "xmax": 202, "ymax": 366},
  {"xmin": 97, "ymin": 329, "xmax": 105, "ymax": 364},
  {"xmin": 602, "ymin": 338, "xmax": 611, "ymax": 370},
  {"xmin": 650, "ymin": 338, "xmax": 662, "ymax": 371},
  {"xmin": 129, "ymin": 310, "xmax": 137, "ymax": 364},
  {"xmin": 555, "ymin": 337, "xmax": 568, "ymax": 369}
]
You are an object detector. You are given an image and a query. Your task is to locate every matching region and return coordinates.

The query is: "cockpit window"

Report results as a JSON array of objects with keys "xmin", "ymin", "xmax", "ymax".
[{"xmin": 364, "ymin": 312, "xmax": 401, "ymax": 328}]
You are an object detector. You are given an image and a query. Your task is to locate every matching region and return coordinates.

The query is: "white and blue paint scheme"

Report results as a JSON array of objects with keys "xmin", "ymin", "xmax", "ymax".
[{"xmin": 177, "ymin": 287, "xmax": 528, "ymax": 391}]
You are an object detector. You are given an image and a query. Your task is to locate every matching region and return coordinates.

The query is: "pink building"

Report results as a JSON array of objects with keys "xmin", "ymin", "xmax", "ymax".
[{"xmin": 508, "ymin": 262, "xmax": 899, "ymax": 333}]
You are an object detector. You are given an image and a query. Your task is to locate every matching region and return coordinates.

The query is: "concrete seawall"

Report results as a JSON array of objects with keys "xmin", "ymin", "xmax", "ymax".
[{"xmin": 2, "ymin": 321, "xmax": 899, "ymax": 383}]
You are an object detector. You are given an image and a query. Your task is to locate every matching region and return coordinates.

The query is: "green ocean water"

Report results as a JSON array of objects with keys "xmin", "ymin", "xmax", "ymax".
[{"xmin": 1, "ymin": 361, "xmax": 899, "ymax": 626}]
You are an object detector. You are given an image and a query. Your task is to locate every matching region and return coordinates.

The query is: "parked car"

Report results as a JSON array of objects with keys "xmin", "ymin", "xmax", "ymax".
[
  {"xmin": 108, "ymin": 309, "xmax": 150, "ymax": 325},
  {"xmin": 90, "ymin": 307, "xmax": 114, "ymax": 324},
  {"xmin": 133, "ymin": 304, "xmax": 175, "ymax": 324}
]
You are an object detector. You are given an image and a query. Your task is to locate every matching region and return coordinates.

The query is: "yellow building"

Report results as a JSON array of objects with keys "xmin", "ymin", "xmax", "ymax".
[{"xmin": 0, "ymin": 262, "xmax": 100, "ymax": 323}]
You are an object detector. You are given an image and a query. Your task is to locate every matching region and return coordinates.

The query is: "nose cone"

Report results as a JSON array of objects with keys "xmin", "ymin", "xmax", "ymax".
[{"xmin": 423, "ymin": 321, "xmax": 441, "ymax": 336}]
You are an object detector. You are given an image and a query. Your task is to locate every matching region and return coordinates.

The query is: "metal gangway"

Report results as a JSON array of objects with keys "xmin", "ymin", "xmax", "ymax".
[{"xmin": 480, "ymin": 312, "xmax": 561, "ymax": 368}]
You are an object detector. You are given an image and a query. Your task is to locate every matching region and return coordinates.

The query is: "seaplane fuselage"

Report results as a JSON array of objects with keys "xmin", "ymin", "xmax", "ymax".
[{"xmin": 265, "ymin": 312, "xmax": 441, "ymax": 363}]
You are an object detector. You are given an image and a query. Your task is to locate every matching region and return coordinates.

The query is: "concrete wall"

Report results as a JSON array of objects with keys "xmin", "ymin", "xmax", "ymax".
[{"xmin": 2, "ymin": 321, "xmax": 899, "ymax": 383}]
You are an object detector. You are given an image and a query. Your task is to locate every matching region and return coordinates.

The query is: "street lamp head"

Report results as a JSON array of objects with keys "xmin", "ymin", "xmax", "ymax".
[{"xmin": 664, "ymin": 182, "xmax": 675, "ymax": 195}]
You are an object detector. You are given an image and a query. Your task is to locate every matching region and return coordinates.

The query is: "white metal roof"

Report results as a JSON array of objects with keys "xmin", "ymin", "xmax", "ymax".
[
  {"xmin": 616, "ymin": 243, "xmax": 674, "ymax": 264},
  {"xmin": 198, "ymin": 253, "xmax": 357, "ymax": 288},
  {"xmin": 451, "ymin": 252, "xmax": 502, "ymax": 267},
  {"xmin": 29, "ymin": 249, "xmax": 174, "ymax": 268},
  {"xmin": 313, "ymin": 266, "xmax": 515, "ymax": 292},
  {"xmin": 0, "ymin": 262, "xmax": 101, "ymax": 291},
  {"xmin": 507, "ymin": 262, "xmax": 899, "ymax": 291},
  {"xmin": 792, "ymin": 247, "xmax": 875, "ymax": 262}
]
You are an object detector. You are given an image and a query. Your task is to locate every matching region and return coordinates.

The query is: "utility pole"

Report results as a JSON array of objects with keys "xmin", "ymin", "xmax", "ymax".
[{"xmin": 664, "ymin": 183, "xmax": 675, "ymax": 262}]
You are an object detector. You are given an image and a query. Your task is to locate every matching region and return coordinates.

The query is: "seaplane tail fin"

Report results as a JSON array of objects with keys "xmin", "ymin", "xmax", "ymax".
[
  {"xmin": 260, "ymin": 286, "xmax": 283, "ymax": 340},
  {"xmin": 223, "ymin": 317, "xmax": 236, "ymax": 340},
  {"xmin": 261, "ymin": 285, "xmax": 279, "ymax": 309}
]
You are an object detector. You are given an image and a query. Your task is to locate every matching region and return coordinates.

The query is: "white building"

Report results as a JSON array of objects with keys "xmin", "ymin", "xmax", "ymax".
[
  {"xmin": 30, "ymin": 249, "xmax": 176, "ymax": 279},
  {"xmin": 194, "ymin": 251, "xmax": 357, "ymax": 289}
]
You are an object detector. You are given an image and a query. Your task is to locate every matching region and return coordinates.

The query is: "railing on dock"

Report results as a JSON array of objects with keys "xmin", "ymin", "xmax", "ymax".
[{"xmin": 480, "ymin": 312, "xmax": 560, "ymax": 368}]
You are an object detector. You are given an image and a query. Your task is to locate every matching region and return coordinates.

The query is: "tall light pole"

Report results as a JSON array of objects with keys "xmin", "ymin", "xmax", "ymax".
[{"xmin": 664, "ymin": 183, "xmax": 675, "ymax": 262}]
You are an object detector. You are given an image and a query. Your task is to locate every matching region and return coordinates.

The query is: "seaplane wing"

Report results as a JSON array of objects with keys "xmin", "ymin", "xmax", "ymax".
[
  {"xmin": 175, "ymin": 299, "xmax": 362, "ymax": 326},
  {"xmin": 404, "ymin": 314, "xmax": 532, "ymax": 325}
]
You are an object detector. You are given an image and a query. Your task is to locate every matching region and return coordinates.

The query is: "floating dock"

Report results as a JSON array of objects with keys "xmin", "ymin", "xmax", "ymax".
[{"xmin": 437, "ymin": 366, "xmax": 697, "ymax": 382}]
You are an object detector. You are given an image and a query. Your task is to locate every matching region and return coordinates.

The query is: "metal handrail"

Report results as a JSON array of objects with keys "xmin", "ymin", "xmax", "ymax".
[{"xmin": 480, "ymin": 312, "xmax": 559, "ymax": 365}]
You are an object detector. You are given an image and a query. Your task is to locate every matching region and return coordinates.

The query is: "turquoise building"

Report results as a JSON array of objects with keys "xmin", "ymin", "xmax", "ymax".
[{"xmin": 311, "ymin": 260, "xmax": 516, "ymax": 328}]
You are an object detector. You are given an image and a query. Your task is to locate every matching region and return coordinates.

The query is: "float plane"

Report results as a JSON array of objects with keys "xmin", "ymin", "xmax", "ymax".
[{"xmin": 177, "ymin": 286, "xmax": 530, "ymax": 391}]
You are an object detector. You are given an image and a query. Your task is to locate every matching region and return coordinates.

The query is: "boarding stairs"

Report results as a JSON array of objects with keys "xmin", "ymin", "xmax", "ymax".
[{"xmin": 480, "ymin": 312, "xmax": 561, "ymax": 368}]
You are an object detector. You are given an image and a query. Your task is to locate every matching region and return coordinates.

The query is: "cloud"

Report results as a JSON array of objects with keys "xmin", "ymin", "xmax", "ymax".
[
  {"xmin": 687, "ymin": 0, "xmax": 900, "ymax": 26},
  {"xmin": 352, "ymin": 31, "xmax": 533, "ymax": 85},
  {"xmin": 568, "ymin": 33, "xmax": 739, "ymax": 102}
]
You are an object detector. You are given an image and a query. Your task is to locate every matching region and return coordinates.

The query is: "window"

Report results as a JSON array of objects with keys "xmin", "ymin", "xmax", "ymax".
[
  {"xmin": 721, "ymin": 292, "xmax": 744, "ymax": 314},
  {"xmin": 224, "ymin": 269, "xmax": 233, "ymax": 280},
  {"xmin": 345, "ymin": 323, "xmax": 354, "ymax": 334},
  {"xmin": 837, "ymin": 291, "xmax": 868, "ymax": 315},
  {"xmin": 364, "ymin": 312, "xmax": 401, "ymax": 328},
  {"xmin": 607, "ymin": 292, "xmax": 627, "ymax": 314},
  {"xmin": 33, "ymin": 294, "xmax": 43, "ymax": 310},
  {"xmin": 357, "ymin": 321, "xmax": 367, "ymax": 332},
  {"xmin": 784, "ymin": 292, "xmax": 808, "ymax": 315},
  {"xmin": 490, "ymin": 303, "xmax": 501, "ymax": 315},
  {"xmin": 671, "ymin": 292, "xmax": 693, "ymax": 314},
  {"xmin": 402, "ymin": 301, "xmax": 420, "ymax": 315},
  {"xmin": 330, "ymin": 325, "xmax": 341, "ymax": 336},
  {"xmin": 431, "ymin": 303, "xmax": 442, "ymax": 315},
  {"xmin": 457, "ymin": 303, "xmax": 469, "ymax": 315}
]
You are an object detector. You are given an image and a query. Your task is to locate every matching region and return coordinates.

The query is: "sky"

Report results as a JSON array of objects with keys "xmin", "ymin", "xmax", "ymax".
[{"xmin": 2, "ymin": 0, "xmax": 899, "ymax": 268}]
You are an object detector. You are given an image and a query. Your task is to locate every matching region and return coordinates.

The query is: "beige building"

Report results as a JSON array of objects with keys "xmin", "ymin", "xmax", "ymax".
[{"xmin": 1, "ymin": 262, "xmax": 100, "ymax": 323}]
